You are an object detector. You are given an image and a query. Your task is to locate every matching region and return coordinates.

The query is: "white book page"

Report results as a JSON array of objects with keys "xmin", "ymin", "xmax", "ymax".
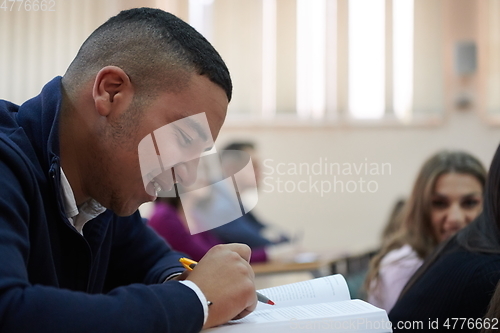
[
  {"xmin": 240, "ymin": 300, "xmax": 384, "ymax": 324},
  {"xmin": 205, "ymin": 300, "xmax": 391, "ymax": 333},
  {"xmin": 255, "ymin": 274, "xmax": 351, "ymax": 311}
]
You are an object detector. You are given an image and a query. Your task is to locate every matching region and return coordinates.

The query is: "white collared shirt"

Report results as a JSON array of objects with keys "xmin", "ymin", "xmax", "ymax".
[
  {"xmin": 59, "ymin": 168, "xmax": 105, "ymax": 234},
  {"xmin": 59, "ymin": 168, "xmax": 208, "ymax": 324}
]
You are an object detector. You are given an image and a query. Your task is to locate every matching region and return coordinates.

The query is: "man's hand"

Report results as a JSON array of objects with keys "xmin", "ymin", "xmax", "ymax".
[{"xmin": 186, "ymin": 243, "xmax": 257, "ymax": 329}]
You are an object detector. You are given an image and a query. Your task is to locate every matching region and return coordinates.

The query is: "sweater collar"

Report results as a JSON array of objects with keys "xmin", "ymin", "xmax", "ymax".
[{"xmin": 16, "ymin": 76, "xmax": 63, "ymax": 173}]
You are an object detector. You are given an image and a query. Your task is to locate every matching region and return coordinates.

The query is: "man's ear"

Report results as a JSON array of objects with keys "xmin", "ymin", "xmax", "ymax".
[{"xmin": 92, "ymin": 66, "xmax": 134, "ymax": 118}]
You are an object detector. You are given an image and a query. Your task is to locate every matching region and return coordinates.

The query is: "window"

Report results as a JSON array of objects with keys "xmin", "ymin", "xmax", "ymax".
[
  {"xmin": 296, "ymin": 0, "xmax": 327, "ymax": 120},
  {"xmin": 347, "ymin": 0, "xmax": 385, "ymax": 119},
  {"xmin": 342, "ymin": 0, "xmax": 444, "ymax": 123},
  {"xmin": 161, "ymin": 0, "xmax": 446, "ymax": 125},
  {"xmin": 0, "ymin": 0, "xmax": 447, "ymax": 125}
]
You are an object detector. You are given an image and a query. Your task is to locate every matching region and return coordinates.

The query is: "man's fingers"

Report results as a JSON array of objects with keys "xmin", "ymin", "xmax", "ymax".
[
  {"xmin": 231, "ymin": 308, "xmax": 253, "ymax": 320},
  {"xmin": 231, "ymin": 291, "xmax": 257, "ymax": 320},
  {"xmin": 223, "ymin": 243, "xmax": 252, "ymax": 262},
  {"xmin": 192, "ymin": 243, "xmax": 256, "ymax": 328}
]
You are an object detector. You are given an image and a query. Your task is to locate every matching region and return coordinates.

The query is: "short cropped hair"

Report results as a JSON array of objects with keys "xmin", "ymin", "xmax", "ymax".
[{"xmin": 63, "ymin": 7, "xmax": 232, "ymax": 101}]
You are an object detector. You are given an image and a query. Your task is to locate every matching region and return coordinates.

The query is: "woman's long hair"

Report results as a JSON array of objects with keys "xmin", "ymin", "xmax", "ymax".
[
  {"xmin": 456, "ymin": 145, "xmax": 500, "ymax": 253},
  {"xmin": 364, "ymin": 150, "xmax": 487, "ymax": 296}
]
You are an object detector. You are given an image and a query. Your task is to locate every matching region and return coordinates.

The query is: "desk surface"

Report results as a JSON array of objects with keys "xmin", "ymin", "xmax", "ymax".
[
  {"xmin": 251, "ymin": 249, "xmax": 377, "ymax": 276},
  {"xmin": 251, "ymin": 260, "xmax": 330, "ymax": 275}
]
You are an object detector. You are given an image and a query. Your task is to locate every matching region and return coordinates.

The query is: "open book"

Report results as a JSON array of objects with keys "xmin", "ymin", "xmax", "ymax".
[{"xmin": 205, "ymin": 274, "xmax": 392, "ymax": 332}]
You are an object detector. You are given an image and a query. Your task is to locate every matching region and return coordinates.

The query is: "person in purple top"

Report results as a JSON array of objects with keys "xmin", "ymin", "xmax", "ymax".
[{"xmin": 149, "ymin": 197, "xmax": 268, "ymax": 263}]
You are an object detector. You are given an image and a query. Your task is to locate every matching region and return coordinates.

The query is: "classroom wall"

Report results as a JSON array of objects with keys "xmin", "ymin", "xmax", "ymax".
[{"xmin": 0, "ymin": 0, "xmax": 499, "ymax": 255}]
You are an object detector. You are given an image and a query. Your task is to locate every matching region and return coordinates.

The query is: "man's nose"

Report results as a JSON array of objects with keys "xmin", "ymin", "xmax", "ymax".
[{"xmin": 174, "ymin": 159, "xmax": 200, "ymax": 187}]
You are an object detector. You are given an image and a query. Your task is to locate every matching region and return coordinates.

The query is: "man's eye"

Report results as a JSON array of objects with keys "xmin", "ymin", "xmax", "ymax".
[{"xmin": 176, "ymin": 128, "xmax": 193, "ymax": 145}]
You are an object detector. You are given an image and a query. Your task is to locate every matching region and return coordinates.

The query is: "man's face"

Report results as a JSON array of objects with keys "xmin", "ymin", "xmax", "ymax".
[
  {"xmin": 139, "ymin": 111, "xmax": 215, "ymax": 199},
  {"xmin": 91, "ymin": 74, "xmax": 228, "ymax": 216}
]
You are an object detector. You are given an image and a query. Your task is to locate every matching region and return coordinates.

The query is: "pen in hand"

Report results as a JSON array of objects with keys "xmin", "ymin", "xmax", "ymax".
[{"xmin": 179, "ymin": 257, "xmax": 275, "ymax": 305}]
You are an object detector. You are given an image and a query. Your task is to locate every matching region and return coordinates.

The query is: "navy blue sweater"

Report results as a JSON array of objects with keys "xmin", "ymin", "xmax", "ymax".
[
  {"xmin": 389, "ymin": 238, "xmax": 500, "ymax": 332},
  {"xmin": 0, "ymin": 77, "xmax": 204, "ymax": 333}
]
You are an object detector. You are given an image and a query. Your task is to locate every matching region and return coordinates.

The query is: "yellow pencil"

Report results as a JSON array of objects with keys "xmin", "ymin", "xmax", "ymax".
[{"xmin": 179, "ymin": 257, "xmax": 198, "ymax": 271}]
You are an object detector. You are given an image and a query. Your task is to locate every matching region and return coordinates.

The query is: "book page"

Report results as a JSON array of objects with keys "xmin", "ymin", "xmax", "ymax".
[
  {"xmin": 206, "ymin": 300, "xmax": 391, "ymax": 333},
  {"xmin": 255, "ymin": 274, "xmax": 350, "ymax": 310}
]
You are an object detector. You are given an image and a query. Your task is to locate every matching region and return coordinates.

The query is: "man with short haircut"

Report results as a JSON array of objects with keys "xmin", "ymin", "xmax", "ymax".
[{"xmin": 0, "ymin": 8, "xmax": 256, "ymax": 333}]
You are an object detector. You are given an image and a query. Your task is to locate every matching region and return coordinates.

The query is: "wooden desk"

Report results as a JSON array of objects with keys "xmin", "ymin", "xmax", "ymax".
[
  {"xmin": 251, "ymin": 260, "xmax": 332, "ymax": 278},
  {"xmin": 251, "ymin": 249, "xmax": 378, "ymax": 278},
  {"xmin": 250, "ymin": 250, "xmax": 377, "ymax": 289}
]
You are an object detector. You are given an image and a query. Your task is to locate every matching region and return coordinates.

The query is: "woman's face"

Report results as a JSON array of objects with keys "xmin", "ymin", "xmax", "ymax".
[{"xmin": 430, "ymin": 172, "xmax": 484, "ymax": 243}]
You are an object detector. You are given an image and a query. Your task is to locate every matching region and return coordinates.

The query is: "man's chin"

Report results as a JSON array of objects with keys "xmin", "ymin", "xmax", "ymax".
[{"xmin": 112, "ymin": 203, "xmax": 142, "ymax": 217}]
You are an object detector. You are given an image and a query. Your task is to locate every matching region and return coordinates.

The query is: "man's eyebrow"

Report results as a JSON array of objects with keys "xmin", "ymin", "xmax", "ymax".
[{"xmin": 185, "ymin": 116, "xmax": 209, "ymax": 142}]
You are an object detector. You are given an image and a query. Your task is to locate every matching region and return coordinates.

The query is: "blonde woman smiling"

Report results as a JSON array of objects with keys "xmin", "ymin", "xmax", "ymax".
[{"xmin": 365, "ymin": 151, "xmax": 486, "ymax": 312}]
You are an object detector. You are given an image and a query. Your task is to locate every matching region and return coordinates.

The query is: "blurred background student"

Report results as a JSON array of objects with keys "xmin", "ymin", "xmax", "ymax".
[
  {"xmin": 380, "ymin": 198, "xmax": 406, "ymax": 245},
  {"xmin": 194, "ymin": 141, "xmax": 291, "ymax": 249},
  {"xmin": 345, "ymin": 198, "xmax": 407, "ymax": 300},
  {"xmin": 364, "ymin": 150, "xmax": 486, "ymax": 312},
  {"xmin": 148, "ymin": 141, "xmax": 292, "ymax": 264},
  {"xmin": 148, "ymin": 197, "xmax": 268, "ymax": 262},
  {"xmin": 389, "ymin": 144, "xmax": 500, "ymax": 332}
]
